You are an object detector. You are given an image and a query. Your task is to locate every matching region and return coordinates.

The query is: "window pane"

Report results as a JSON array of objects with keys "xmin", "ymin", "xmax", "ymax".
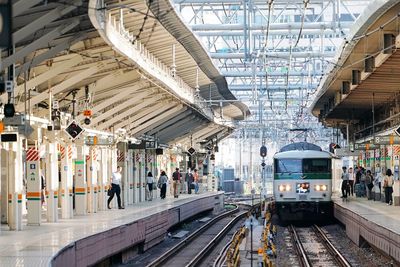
[
  {"xmin": 275, "ymin": 159, "xmax": 302, "ymax": 173},
  {"xmin": 303, "ymin": 159, "xmax": 331, "ymax": 173}
]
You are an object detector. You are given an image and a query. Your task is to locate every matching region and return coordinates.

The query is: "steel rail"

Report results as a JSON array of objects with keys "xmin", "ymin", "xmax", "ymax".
[
  {"xmin": 289, "ymin": 225, "xmax": 311, "ymax": 267},
  {"xmin": 313, "ymin": 225, "xmax": 352, "ymax": 267},
  {"xmin": 186, "ymin": 211, "xmax": 247, "ymax": 267},
  {"xmin": 146, "ymin": 205, "xmax": 240, "ymax": 267},
  {"xmin": 212, "ymin": 239, "xmax": 231, "ymax": 267}
]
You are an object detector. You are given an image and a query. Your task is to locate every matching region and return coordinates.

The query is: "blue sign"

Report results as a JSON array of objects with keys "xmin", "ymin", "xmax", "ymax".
[{"xmin": 30, "ymin": 164, "xmax": 36, "ymax": 170}]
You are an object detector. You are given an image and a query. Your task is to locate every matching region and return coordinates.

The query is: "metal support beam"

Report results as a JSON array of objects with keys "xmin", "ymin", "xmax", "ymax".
[
  {"xmin": 89, "ymin": 90, "xmax": 149, "ymax": 125},
  {"xmin": 13, "ymin": 1, "xmax": 81, "ymax": 44},
  {"xmin": 98, "ymin": 96, "xmax": 164, "ymax": 130},
  {"xmin": 17, "ymin": 62, "xmax": 105, "ymax": 111},
  {"xmin": 146, "ymin": 110, "xmax": 193, "ymax": 136},
  {"xmin": 1, "ymin": 21, "xmax": 80, "ymax": 71},
  {"xmin": 130, "ymin": 105, "xmax": 186, "ymax": 136}
]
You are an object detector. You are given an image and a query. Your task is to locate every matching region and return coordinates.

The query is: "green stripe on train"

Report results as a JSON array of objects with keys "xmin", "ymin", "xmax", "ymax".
[{"xmin": 274, "ymin": 173, "xmax": 331, "ymax": 180}]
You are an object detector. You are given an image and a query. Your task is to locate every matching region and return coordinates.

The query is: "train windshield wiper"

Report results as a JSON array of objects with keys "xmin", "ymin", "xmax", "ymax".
[{"xmin": 280, "ymin": 160, "xmax": 288, "ymax": 174}]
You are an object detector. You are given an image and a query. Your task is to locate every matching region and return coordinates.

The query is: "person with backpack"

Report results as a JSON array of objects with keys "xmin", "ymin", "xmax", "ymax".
[
  {"xmin": 172, "ymin": 168, "xmax": 181, "ymax": 198},
  {"xmin": 186, "ymin": 169, "xmax": 194, "ymax": 194},
  {"xmin": 365, "ymin": 170, "xmax": 374, "ymax": 200},
  {"xmin": 158, "ymin": 171, "xmax": 168, "ymax": 199}
]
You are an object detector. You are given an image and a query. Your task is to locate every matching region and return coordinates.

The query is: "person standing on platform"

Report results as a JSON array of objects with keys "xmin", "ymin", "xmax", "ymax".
[
  {"xmin": 146, "ymin": 172, "xmax": 154, "ymax": 201},
  {"xmin": 383, "ymin": 169, "xmax": 394, "ymax": 205},
  {"xmin": 158, "ymin": 171, "xmax": 168, "ymax": 199},
  {"xmin": 108, "ymin": 166, "xmax": 124, "ymax": 209},
  {"xmin": 193, "ymin": 168, "xmax": 199, "ymax": 194},
  {"xmin": 348, "ymin": 167, "xmax": 355, "ymax": 196},
  {"xmin": 186, "ymin": 169, "xmax": 194, "ymax": 194},
  {"xmin": 365, "ymin": 170, "xmax": 374, "ymax": 200},
  {"xmin": 172, "ymin": 168, "xmax": 181, "ymax": 198},
  {"xmin": 340, "ymin": 166, "xmax": 349, "ymax": 198}
]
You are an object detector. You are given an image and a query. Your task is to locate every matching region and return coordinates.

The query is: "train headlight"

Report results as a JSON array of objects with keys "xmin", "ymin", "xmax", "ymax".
[
  {"xmin": 314, "ymin": 184, "xmax": 328, "ymax": 191},
  {"xmin": 279, "ymin": 184, "xmax": 291, "ymax": 192}
]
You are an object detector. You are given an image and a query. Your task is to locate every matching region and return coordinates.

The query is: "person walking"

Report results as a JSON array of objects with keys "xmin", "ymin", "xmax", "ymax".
[
  {"xmin": 108, "ymin": 166, "xmax": 124, "ymax": 209},
  {"xmin": 340, "ymin": 166, "xmax": 349, "ymax": 199},
  {"xmin": 186, "ymin": 169, "xmax": 194, "ymax": 194},
  {"xmin": 383, "ymin": 169, "xmax": 394, "ymax": 205},
  {"xmin": 348, "ymin": 167, "xmax": 355, "ymax": 196},
  {"xmin": 158, "ymin": 171, "xmax": 168, "ymax": 199},
  {"xmin": 172, "ymin": 168, "xmax": 181, "ymax": 198},
  {"xmin": 146, "ymin": 172, "xmax": 154, "ymax": 201},
  {"xmin": 365, "ymin": 170, "xmax": 374, "ymax": 200},
  {"xmin": 193, "ymin": 168, "xmax": 199, "ymax": 194}
]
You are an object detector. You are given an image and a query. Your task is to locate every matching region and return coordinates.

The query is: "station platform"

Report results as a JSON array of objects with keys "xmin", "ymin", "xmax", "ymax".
[
  {"xmin": 332, "ymin": 194, "xmax": 400, "ymax": 263},
  {"xmin": 0, "ymin": 192, "xmax": 224, "ymax": 267}
]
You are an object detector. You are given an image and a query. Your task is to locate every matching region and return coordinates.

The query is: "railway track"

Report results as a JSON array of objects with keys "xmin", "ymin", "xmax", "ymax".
[
  {"xmin": 147, "ymin": 206, "xmax": 247, "ymax": 267},
  {"xmin": 289, "ymin": 224, "xmax": 352, "ymax": 267}
]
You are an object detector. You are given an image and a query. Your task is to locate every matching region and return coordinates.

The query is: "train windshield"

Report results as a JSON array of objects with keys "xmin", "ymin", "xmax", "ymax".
[
  {"xmin": 303, "ymin": 159, "xmax": 331, "ymax": 173},
  {"xmin": 275, "ymin": 158, "xmax": 331, "ymax": 174},
  {"xmin": 275, "ymin": 159, "xmax": 302, "ymax": 173}
]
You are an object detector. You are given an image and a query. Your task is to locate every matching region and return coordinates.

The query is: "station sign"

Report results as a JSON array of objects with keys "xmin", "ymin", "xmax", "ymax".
[
  {"xmin": 128, "ymin": 140, "xmax": 157, "ymax": 149},
  {"xmin": 85, "ymin": 136, "xmax": 114, "ymax": 146}
]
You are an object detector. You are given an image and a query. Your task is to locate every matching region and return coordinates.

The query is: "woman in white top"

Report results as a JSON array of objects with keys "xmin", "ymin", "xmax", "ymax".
[
  {"xmin": 108, "ymin": 166, "xmax": 124, "ymax": 209},
  {"xmin": 147, "ymin": 172, "xmax": 154, "ymax": 201},
  {"xmin": 348, "ymin": 167, "xmax": 354, "ymax": 196}
]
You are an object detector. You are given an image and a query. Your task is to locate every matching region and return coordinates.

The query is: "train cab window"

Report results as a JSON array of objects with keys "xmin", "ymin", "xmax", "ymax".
[
  {"xmin": 275, "ymin": 159, "xmax": 302, "ymax": 173},
  {"xmin": 303, "ymin": 159, "xmax": 331, "ymax": 173}
]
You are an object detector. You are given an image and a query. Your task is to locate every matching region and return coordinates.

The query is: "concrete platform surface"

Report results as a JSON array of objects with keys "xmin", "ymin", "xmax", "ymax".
[
  {"xmin": 0, "ymin": 192, "xmax": 223, "ymax": 267},
  {"xmin": 333, "ymin": 194, "xmax": 400, "ymax": 234},
  {"xmin": 333, "ymin": 194, "xmax": 400, "ymax": 263}
]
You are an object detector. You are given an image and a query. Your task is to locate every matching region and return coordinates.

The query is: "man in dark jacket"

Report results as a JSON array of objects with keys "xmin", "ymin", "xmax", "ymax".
[
  {"xmin": 186, "ymin": 169, "xmax": 194, "ymax": 194},
  {"xmin": 172, "ymin": 168, "xmax": 180, "ymax": 198}
]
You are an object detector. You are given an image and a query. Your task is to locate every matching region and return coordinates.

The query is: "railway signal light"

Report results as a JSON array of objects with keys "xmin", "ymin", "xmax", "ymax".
[
  {"xmin": 83, "ymin": 109, "xmax": 92, "ymax": 125},
  {"xmin": 260, "ymin": 145, "xmax": 267, "ymax": 157},
  {"xmin": 4, "ymin": 103, "xmax": 15, "ymax": 117}
]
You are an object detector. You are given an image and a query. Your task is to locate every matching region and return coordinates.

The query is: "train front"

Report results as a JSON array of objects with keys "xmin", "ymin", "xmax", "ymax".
[{"xmin": 273, "ymin": 149, "xmax": 333, "ymax": 222}]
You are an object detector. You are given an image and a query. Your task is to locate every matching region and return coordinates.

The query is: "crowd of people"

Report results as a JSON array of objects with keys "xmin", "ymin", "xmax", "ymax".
[
  {"xmin": 107, "ymin": 167, "xmax": 201, "ymax": 208},
  {"xmin": 341, "ymin": 166, "xmax": 395, "ymax": 205}
]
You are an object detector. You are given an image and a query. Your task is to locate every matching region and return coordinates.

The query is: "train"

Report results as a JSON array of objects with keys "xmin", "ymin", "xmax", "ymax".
[{"xmin": 273, "ymin": 142, "xmax": 335, "ymax": 222}]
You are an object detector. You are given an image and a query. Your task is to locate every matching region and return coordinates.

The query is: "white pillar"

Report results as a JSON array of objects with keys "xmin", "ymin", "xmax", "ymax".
[
  {"xmin": 98, "ymin": 147, "xmax": 108, "ymax": 211},
  {"xmin": 117, "ymin": 143, "xmax": 128, "ymax": 207},
  {"xmin": 134, "ymin": 151, "xmax": 140, "ymax": 203},
  {"xmin": 127, "ymin": 150, "xmax": 134, "ymax": 205},
  {"xmin": 139, "ymin": 150, "xmax": 146, "ymax": 202},
  {"xmin": 26, "ymin": 146, "xmax": 41, "ymax": 225},
  {"xmin": 86, "ymin": 147, "xmax": 97, "ymax": 213},
  {"xmin": 60, "ymin": 144, "xmax": 73, "ymax": 219},
  {"xmin": 107, "ymin": 147, "xmax": 118, "ymax": 208},
  {"xmin": 1, "ymin": 148, "xmax": 7, "ymax": 226},
  {"xmin": 87, "ymin": 147, "xmax": 98, "ymax": 213},
  {"xmin": 7, "ymin": 136, "xmax": 24, "ymax": 230},
  {"xmin": 46, "ymin": 141, "xmax": 59, "ymax": 222},
  {"xmin": 75, "ymin": 141, "xmax": 87, "ymax": 215}
]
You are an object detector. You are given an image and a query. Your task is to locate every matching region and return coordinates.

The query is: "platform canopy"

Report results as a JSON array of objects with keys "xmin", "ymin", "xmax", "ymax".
[
  {"xmin": 0, "ymin": 0, "xmax": 249, "ymax": 147},
  {"xmin": 311, "ymin": 0, "xmax": 400, "ymax": 141}
]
